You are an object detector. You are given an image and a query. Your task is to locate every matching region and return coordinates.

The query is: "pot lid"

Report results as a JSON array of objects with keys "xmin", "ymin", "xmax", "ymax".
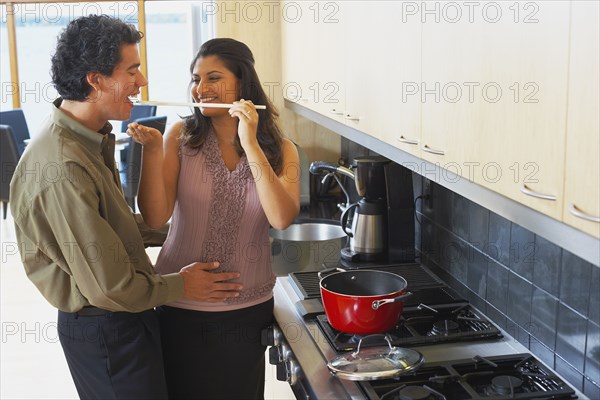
[{"xmin": 327, "ymin": 335, "xmax": 424, "ymax": 381}]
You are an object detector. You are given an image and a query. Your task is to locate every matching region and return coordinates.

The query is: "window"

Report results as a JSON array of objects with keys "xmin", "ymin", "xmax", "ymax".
[
  {"xmin": 4, "ymin": 2, "xmax": 139, "ymax": 134},
  {"xmin": 143, "ymin": 1, "xmax": 212, "ymax": 127},
  {"xmin": 1, "ymin": 5, "xmax": 12, "ymax": 112},
  {"xmin": 0, "ymin": 1, "xmax": 212, "ymax": 135}
]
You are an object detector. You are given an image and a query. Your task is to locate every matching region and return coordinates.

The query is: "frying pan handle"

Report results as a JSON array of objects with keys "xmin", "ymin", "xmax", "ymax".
[
  {"xmin": 371, "ymin": 292, "xmax": 413, "ymax": 310},
  {"xmin": 317, "ymin": 267, "xmax": 346, "ymax": 280}
]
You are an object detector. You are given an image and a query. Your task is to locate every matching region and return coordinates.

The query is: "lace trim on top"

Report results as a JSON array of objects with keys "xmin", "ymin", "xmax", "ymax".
[{"xmin": 229, "ymin": 275, "xmax": 276, "ymax": 305}]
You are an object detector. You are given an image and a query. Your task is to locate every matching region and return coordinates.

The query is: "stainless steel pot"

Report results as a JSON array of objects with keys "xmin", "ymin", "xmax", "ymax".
[{"xmin": 270, "ymin": 219, "xmax": 346, "ymax": 274}]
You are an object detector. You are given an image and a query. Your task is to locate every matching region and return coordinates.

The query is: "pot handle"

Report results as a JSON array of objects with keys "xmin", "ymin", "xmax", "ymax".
[
  {"xmin": 372, "ymin": 292, "xmax": 413, "ymax": 310},
  {"xmin": 352, "ymin": 334, "xmax": 394, "ymax": 358},
  {"xmin": 340, "ymin": 203, "xmax": 358, "ymax": 237},
  {"xmin": 317, "ymin": 267, "xmax": 346, "ymax": 280}
]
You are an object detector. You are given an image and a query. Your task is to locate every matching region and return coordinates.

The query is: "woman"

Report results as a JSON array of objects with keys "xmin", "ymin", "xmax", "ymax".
[{"xmin": 127, "ymin": 38, "xmax": 300, "ymax": 399}]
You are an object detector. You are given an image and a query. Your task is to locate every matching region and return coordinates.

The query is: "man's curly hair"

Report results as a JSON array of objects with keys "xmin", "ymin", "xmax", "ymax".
[{"xmin": 51, "ymin": 14, "xmax": 142, "ymax": 101}]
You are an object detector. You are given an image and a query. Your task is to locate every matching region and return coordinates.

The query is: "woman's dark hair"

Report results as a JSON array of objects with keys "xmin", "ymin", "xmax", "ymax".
[
  {"xmin": 51, "ymin": 14, "xmax": 143, "ymax": 101},
  {"xmin": 180, "ymin": 38, "xmax": 284, "ymax": 175}
]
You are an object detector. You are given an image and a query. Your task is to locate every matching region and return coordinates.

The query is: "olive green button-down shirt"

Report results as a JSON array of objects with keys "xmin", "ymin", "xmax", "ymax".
[{"xmin": 9, "ymin": 99, "xmax": 184, "ymax": 312}]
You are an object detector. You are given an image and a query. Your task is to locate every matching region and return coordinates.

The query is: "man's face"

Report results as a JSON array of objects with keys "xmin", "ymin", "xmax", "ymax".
[{"xmin": 95, "ymin": 43, "xmax": 147, "ymax": 121}]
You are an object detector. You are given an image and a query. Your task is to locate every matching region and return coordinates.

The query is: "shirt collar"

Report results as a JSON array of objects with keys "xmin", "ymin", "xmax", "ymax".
[{"xmin": 51, "ymin": 98, "xmax": 114, "ymax": 152}]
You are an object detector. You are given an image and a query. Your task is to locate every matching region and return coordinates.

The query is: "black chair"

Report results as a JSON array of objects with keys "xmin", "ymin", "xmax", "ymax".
[
  {"xmin": 120, "ymin": 104, "xmax": 157, "ymax": 133},
  {"xmin": 120, "ymin": 116, "xmax": 167, "ymax": 211},
  {"xmin": 119, "ymin": 105, "xmax": 157, "ymax": 162},
  {"xmin": 0, "ymin": 109, "xmax": 31, "ymax": 156},
  {"xmin": 0, "ymin": 125, "xmax": 20, "ymax": 219}
]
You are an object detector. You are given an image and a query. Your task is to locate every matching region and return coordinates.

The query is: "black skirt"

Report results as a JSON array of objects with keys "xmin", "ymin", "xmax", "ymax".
[{"xmin": 156, "ymin": 298, "xmax": 274, "ymax": 400}]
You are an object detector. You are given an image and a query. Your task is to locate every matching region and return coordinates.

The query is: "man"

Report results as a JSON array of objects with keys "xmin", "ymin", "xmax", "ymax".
[{"xmin": 9, "ymin": 15, "xmax": 241, "ymax": 399}]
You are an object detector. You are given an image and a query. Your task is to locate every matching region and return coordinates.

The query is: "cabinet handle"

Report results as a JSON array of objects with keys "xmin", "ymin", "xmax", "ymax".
[
  {"xmin": 568, "ymin": 203, "xmax": 600, "ymax": 223},
  {"xmin": 520, "ymin": 183, "xmax": 557, "ymax": 201},
  {"xmin": 397, "ymin": 136, "xmax": 418, "ymax": 145},
  {"xmin": 344, "ymin": 114, "xmax": 361, "ymax": 121},
  {"xmin": 421, "ymin": 144, "xmax": 445, "ymax": 155},
  {"xmin": 330, "ymin": 109, "xmax": 344, "ymax": 115}
]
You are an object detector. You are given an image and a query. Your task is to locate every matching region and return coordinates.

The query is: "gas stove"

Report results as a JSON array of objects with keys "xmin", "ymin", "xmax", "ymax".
[{"xmin": 269, "ymin": 265, "xmax": 584, "ymax": 399}]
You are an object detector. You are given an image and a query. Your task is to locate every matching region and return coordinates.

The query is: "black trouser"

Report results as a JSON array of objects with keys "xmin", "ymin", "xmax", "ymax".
[
  {"xmin": 157, "ymin": 298, "xmax": 274, "ymax": 400},
  {"xmin": 58, "ymin": 308, "xmax": 168, "ymax": 400}
]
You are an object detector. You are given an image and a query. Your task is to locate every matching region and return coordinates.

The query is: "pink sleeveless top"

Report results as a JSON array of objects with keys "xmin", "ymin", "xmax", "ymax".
[{"xmin": 155, "ymin": 130, "xmax": 275, "ymax": 311}]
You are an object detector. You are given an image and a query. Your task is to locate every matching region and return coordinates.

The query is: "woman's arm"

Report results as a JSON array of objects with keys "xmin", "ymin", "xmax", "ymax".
[
  {"xmin": 244, "ymin": 138, "xmax": 301, "ymax": 230},
  {"xmin": 229, "ymin": 100, "xmax": 300, "ymax": 229},
  {"xmin": 128, "ymin": 120, "xmax": 182, "ymax": 228}
]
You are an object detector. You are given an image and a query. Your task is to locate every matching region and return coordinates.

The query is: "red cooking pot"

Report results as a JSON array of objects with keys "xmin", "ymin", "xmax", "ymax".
[{"xmin": 319, "ymin": 269, "xmax": 412, "ymax": 335}]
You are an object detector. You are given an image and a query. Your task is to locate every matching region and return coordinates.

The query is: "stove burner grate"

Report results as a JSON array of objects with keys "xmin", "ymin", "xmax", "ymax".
[
  {"xmin": 380, "ymin": 384, "xmax": 446, "ymax": 400},
  {"xmin": 430, "ymin": 320, "xmax": 460, "ymax": 335},
  {"xmin": 360, "ymin": 354, "xmax": 577, "ymax": 400},
  {"xmin": 456, "ymin": 355, "xmax": 578, "ymax": 399},
  {"xmin": 316, "ymin": 301, "xmax": 503, "ymax": 351},
  {"xmin": 486, "ymin": 375, "xmax": 523, "ymax": 396}
]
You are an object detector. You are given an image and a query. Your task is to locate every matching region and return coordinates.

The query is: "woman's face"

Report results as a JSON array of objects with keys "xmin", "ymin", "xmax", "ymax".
[{"xmin": 191, "ymin": 55, "xmax": 240, "ymax": 118}]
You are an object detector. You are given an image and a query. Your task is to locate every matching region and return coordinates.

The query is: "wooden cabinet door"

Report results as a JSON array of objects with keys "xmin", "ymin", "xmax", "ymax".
[
  {"xmin": 422, "ymin": 1, "xmax": 571, "ymax": 219},
  {"xmin": 342, "ymin": 2, "xmax": 422, "ymax": 157},
  {"xmin": 281, "ymin": 1, "xmax": 320, "ymax": 111},
  {"xmin": 310, "ymin": 2, "xmax": 347, "ymax": 125},
  {"xmin": 421, "ymin": 11, "xmax": 486, "ymax": 172},
  {"xmin": 563, "ymin": 1, "xmax": 600, "ymax": 237}
]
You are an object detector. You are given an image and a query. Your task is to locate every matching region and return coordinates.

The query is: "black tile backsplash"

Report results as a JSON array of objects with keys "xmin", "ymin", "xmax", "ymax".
[
  {"xmin": 586, "ymin": 321, "xmax": 600, "ymax": 387},
  {"xmin": 556, "ymin": 303, "xmax": 588, "ymax": 371},
  {"xmin": 451, "ymin": 194, "xmax": 470, "ymax": 241},
  {"xmin": 530, "ymin": 339, "xmax": 556, "ymax": 369},
  {"xmin": 340, "ymin": 138, "xmax": 599, "ymax": 394},
  {"xmin": 467, "ymin": 248, "xmax": 488, "ymax": 298},
  {"xmin": 506, "ymin": 321, "xmax": 531, "ymax": 349},
  {"xmin": 556, "ymin": 356, "xmax": 585, "ymax": 393},
  {"xmin": 530, "ymin": 287, "xmax": 558, "ymax": 350},
  {"xmin": 533, "ymin": 235, "xmax": 562, "ymax": 297},
  {"xmin": 506, "ymin": 272, "xmax": 533, "ymax": 328},
  {"xmin": 508, "ymin": 223, "xmax": 535, "ymax": 282},
  {"xmin": 584, "ymin": 377, "xmax": 600, "ymax": 400},
  {"xmin": 560, "ymin": 250, "xmax": 592, "ymax": 316},
  {"xmin": 486, "ymin": 259, "xmax": 509, "ymax": 313},
  {"xmin": 448, "ymin": 238, "xmax": 468, "ymax": 284},
  {"xmin": 488, "ymin": 212, "xmax": 511, "ymax": 266},
  {"xmin": 589, "ymin": 267, "xmax": 600, "ymax": 325},
  {"xmin": 416, "ymin": 177, "xmax": 600, "ymax": 395},
  {"xmin": 468, "ymin": 201, "xmax": 489, "ymax": 252},
  {"xmin": 436, "ymin": 184, "xmax": 453, "ymax": 231}
]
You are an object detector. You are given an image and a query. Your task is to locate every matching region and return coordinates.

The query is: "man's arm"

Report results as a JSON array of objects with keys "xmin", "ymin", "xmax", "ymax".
[{"xmin": 134, "ymin": 213, "xmax": 169, "ymax": 248}]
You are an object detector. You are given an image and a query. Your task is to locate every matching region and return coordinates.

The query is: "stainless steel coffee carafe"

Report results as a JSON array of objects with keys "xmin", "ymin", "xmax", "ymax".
[
  {"xmin": 339, "ymin": 157, "xmax": 389, "ymax": 261},
  {"xmin": 339, "ymin": 197, "xmax": 387, "ymax": 260},
  {"xmin": 309, "ymin": 157, "xmax": 390, "ymax": 261}
]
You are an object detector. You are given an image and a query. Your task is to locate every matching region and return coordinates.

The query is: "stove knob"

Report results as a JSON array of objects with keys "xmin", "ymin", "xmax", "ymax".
[
  {"xmin": 275, "ymin": 360, "xmax": 289, "ymax": 382},
  {"xmin": 287, "ymin": 359, "xmax": 301, "ymax": 386},
  {"xmin": 260, "ymin": 325, "xmax": 282, "ymax": 346},
  {"xmin": 280, "ymin": 343, "xmax": 293, "ymax": 361},
  {"xmin": 268, "ymin": 346, "xmax": 282, "ymax": 365},
  {"xmin": 276, "ymin": 359, "xmax": 301, "ymax": 386}
]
